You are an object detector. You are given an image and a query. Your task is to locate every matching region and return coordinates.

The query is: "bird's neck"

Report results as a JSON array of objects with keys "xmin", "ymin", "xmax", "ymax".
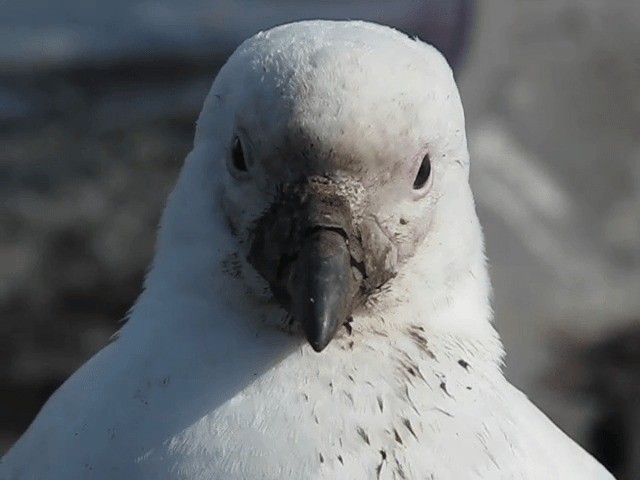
[{"xmin": 350, "ymin": 233, "xmax": 503, "ymax": 367}]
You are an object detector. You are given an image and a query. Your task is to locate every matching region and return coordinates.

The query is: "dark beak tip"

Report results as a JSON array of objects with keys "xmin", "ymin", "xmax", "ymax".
[
  {"xmin": 309, "ymin": 341, "xmax": 328, "ymax": 353},
  {"xmin": 304, "ymin": 323, "xmax": 336, "ymax": 352}
]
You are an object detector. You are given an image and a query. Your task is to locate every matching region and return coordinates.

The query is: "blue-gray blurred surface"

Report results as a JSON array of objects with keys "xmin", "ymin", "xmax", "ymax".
[{"xmin": 0, "ymin": 0, "xmax": 469, "ymax": 70}]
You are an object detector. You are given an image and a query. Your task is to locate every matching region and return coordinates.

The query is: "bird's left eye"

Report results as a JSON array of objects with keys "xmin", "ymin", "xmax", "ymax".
[
  {"xmin": 413, "ymin": 153, "xmax": 431, "ymax": 190},
  {"xmin": 231, "ymin": 136, "xmax": 247, "ymax": 173}
]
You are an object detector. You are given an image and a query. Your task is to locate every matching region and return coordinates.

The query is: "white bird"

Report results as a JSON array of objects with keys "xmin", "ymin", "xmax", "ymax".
[{"xmin": 2, "ymin": 20, "xmax": 614, "ymax": 480}]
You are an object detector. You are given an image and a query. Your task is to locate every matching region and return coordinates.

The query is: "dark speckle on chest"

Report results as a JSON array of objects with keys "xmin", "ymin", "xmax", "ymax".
[{"xmin": 406, "ymin": 325, "xmax": 436, "ymax": 360}]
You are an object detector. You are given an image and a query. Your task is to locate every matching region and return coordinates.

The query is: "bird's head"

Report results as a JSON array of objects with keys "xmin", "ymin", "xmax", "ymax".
[{"xmin": 169, "ymin": 21, "xmax": 479, "ymax": 352}]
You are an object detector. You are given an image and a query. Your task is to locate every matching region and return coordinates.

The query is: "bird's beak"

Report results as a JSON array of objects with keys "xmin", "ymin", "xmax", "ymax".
[
  {"xmin": 248, "ymin": 178, "xmax": 363, "ymax": 352},
  {"xmin": 288, "ymin": 227, "xmax": 354, "ymax": 351}
]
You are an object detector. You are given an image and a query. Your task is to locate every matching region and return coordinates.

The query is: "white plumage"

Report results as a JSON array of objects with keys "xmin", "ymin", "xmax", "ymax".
[{"xmin": 2, "ymin": 20, "xmax": 613, "ymax": 479}]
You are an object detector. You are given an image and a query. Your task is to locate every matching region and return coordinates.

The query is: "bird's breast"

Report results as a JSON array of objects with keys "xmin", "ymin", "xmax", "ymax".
[{"xmin": 157, "ymin": 333, "xmax": 499, "ymax": 479}]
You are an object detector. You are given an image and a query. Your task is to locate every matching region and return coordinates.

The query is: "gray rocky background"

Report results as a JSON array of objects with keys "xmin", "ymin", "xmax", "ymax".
[
  {"xmin": 1, "ymin": 0, "xmax": 639, "ymax": 477},
  {"xmin": 462, "ymin": 3, "xmax": 639, "ymax": 477}
]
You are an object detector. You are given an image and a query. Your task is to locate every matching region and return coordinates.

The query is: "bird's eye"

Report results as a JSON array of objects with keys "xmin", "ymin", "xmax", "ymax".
[
  {"xmin": 230, "ymin": 136, "xmax": 248, "ymax": 173},
  {"xmin": 412, "ymin": 153, "xmax": 431, "ymax": 190}
]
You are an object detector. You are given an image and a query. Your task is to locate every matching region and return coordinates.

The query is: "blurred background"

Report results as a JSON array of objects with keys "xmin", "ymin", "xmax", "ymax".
[{"xmin": 1, "ymin": 0, "xmax": 639, "ymax": 477}]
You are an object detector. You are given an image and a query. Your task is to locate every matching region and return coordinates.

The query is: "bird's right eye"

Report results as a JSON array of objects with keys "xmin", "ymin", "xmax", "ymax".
[
  {"xmin": 230, "ymin": 136, "xmax": 248, "ymax": 173},
  {"xmin": 412, "ymin": 153, "xmax": 431, "ymax": 190}
]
